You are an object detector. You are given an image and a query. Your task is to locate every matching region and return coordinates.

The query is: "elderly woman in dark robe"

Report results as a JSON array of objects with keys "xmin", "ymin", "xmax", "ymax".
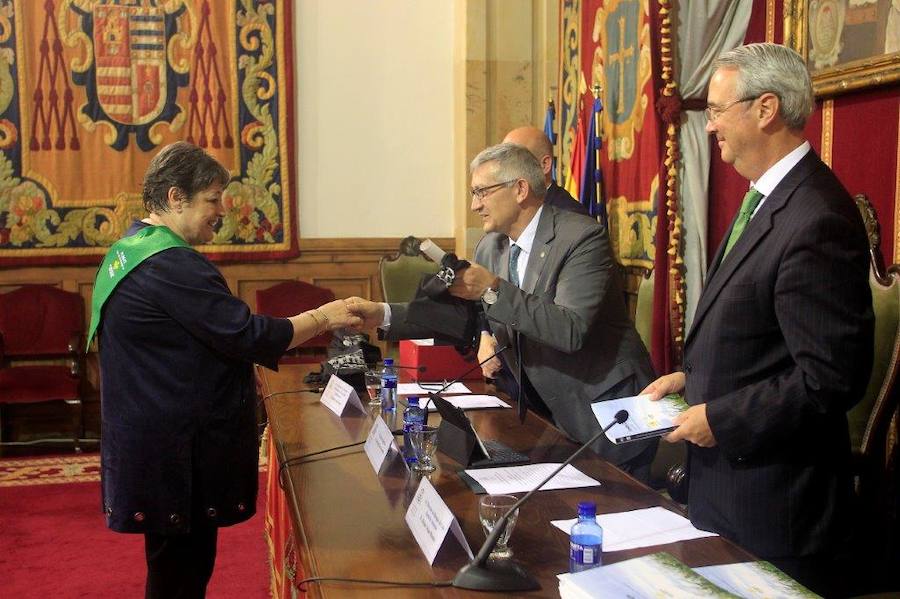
[{"xmin": 89, "ymin": 141, "xmax": 361, "ymax": 598}]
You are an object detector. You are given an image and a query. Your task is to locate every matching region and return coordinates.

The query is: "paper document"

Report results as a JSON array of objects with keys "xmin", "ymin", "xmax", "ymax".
[
  {"xmin": 694, "ymin": 562, "xmax": 821, "ymax": 598},
  {"xmin": 424, "ymin": 395, "xmax": 509, "ymax": 412},
  {"xmin": 591, "ymin": 393, "xmax": 688, "ymax": 444},
  {"xmin": 462, "ymin": 463, "xmax": 600, "ymax": 495},
  {"xmin": 551, "ymin": 506, "xmax": 717, "ymax": 552},
  {"xmin": 558, "ymin": 552, "xmax": 740, "ymax": 599},
  {"xmin": 397, "ymin": 382, "xmax": 472, "ymax": 396}
]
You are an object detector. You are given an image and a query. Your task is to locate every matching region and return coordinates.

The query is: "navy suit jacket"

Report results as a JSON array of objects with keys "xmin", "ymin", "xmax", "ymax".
[
  {"xmin": 683, "ymin": 151, "xmax": 873, "ymax": 558},
  {"xmin": 545, "ymin": 182, "xmax": 589, "ymax": 216}
]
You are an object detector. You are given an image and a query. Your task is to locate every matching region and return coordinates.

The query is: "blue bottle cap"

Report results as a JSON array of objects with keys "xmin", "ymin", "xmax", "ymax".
[
  {"xmin": 407, "ymin": 396, "xmax": 419, "ymax": 406},
  {"xmin": 577, "ymin": 501, "xmax": 597, "ymax": 517},
  {"xmin": 384, "ymin": 358, "xmax": 394, "ymax": 365}
]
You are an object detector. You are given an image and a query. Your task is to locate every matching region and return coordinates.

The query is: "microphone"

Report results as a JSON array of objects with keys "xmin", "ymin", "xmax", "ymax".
[
  {"xmin": 452, "ymin": 409, "xmax": 630, "ymax": 592},
  {"xmin": 419, "ymin": 238, "xmax": 447, "ymax": 264},
  {"xmin": 421, "ymin": 344, "xmax": 510, "ymax": 427},
  {"xmin": 388, "ymin": 345, "xmax": 509, "ymax": 436},
  {"xmin": 419, "ymin": 239, "xmax": 467, "ymax": 289}
]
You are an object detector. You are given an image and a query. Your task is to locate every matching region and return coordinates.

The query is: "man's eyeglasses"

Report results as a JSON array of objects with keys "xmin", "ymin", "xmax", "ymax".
[
  {"xmin": 470, "ymin": 180, "xmax": 516, "ymax": 201},
  {"xmin": 704, "ymin": 95, "xmax": 760, "ymax": 122}
]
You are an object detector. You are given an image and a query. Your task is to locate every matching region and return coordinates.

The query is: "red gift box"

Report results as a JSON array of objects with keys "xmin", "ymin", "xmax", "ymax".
[{"xmin": 398, "ymin": 339, "xmax": 482, "ymax": 382}]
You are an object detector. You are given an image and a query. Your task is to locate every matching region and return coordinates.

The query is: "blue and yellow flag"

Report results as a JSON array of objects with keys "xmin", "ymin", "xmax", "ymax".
[
  {"xmin": 580, "ymin": 96, "xmax": 606, "ymax": 226},
  {"xmin": 543, "ymin": 100, "xmax": 557, "ymax": 181}
]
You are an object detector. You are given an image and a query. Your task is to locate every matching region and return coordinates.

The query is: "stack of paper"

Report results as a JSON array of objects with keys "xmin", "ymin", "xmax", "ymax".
[
  {"xmin": 551, "ymin": 506, "xmax": 717, "ymax": 552},
  {"xmin": 462, "ymin": 463, "xmax": 600, "ymax": 495},
  {"xmin": 423, "ymin": 394, "xmax": 509, "ymax": 411}
]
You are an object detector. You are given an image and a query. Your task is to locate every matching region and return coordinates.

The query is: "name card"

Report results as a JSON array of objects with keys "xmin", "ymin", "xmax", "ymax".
[
  {"xmin": 364, "ymin": 416, "xmax": 400, "ymax": 474},
  {"xmin": 320, "ymin": 374, "xmax": 366, "ymax": 417},
  {"xmin": 405, "ymin": 477, "xmax": 473, "ymax": 565}
]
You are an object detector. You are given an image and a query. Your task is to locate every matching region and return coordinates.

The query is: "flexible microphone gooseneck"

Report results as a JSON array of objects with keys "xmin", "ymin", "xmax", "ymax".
[
  {"xmin": 421, "ymin": 344, "xmax": 510, "ymax": 427},
  {"xmin": 257, "ymin": 387, "xmax": 324, "ymax": 408},
  {"xmin": 452, "ymin": 409, "xmax": 630, "ymax": 592},
  {"xmin": 393, "ymin": 364, "xmax": 428, "ymax": 372}
]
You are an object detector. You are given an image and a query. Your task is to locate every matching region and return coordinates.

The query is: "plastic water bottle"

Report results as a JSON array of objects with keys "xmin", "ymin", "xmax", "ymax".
[
  {"xmin": 380, "ymin": 358, "xmax": 398, "ymax": 414},
  {"xmin": 569, "ymin": 501, "xmax": 603, "ymax": 572},
  {"xmin": 402, "ymin": 396, "xmax": 425, "ymax": 463}
]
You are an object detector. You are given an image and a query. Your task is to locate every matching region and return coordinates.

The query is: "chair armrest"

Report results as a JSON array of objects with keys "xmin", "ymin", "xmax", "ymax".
[{"xmin": 68, "ymin": 333, "xmax": 84, "ymax": 377}]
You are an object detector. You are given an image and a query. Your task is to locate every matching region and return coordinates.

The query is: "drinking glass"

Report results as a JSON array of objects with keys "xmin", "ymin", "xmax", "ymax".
[
  {"xmin": 478, "ymin": 494, "xmax": 519, "ymax": 559},
  {"xmin": 364, "ymin": 370, "xmax": 382, "ymax": 406},
  {"xmin": 410, "ymin": 426, "xmax": 438, "ymax": 473}
]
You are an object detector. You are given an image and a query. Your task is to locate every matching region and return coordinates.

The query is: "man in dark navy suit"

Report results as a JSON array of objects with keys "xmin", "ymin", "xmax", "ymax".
[
  {"xmin": 641, "ymin": 44, "xmax": 873, "ymax": 596},
  {"xmin": 503, "ymin": 126, "xmax": 589, "ymax": 216}
]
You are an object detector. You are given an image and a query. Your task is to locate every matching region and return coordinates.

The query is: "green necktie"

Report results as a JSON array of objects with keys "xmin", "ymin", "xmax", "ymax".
[{"xmin": 722, "ymin": 188, "xmax": 764, "ymax": 259}]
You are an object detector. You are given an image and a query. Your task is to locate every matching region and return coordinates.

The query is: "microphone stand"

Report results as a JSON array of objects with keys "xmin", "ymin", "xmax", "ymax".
[
  {"xmin": 452, "ymin": 410, "xmax": 630, "ymax": 592},
  {"xmin": 422, "ymin": 344, "xmax": 509, "ymax": 427}
]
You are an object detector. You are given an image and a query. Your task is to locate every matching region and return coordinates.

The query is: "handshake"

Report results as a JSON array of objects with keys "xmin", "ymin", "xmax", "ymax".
[
  {"xmin": 302, "ymin": 260, "xmax": 499, "ymax": 336},
  {"xmin": 307, "ymin": 297, "xmax": 385, "ymax": 333}
]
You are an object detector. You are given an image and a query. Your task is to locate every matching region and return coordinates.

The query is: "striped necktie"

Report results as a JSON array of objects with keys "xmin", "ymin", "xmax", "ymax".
[
  {"xmin": 722, "ymin": 188, "xmax": 764, "ymax": 259},
  {"xmin": 508, "ymin": 244, "xmax": 522, "ymax": 288}
]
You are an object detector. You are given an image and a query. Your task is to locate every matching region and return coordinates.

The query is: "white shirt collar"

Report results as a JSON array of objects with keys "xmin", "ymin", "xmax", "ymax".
[
  {"xmin": 510, "ymin": 205, "xmax": 543, "ymax": 256},
  {"xmin": 752, "ymin": 140, "xmax": 811, "ymax": 197}
]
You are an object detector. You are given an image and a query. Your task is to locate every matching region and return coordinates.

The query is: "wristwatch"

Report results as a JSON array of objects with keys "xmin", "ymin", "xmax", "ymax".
[{"xmin": 481, "ymin": 286, "xmax": 499, "ymax": 305}]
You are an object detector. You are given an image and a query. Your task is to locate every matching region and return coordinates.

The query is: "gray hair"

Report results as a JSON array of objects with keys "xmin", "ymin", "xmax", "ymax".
[
  {"xmin": 142, "ymin": 141, "xmax": 230, "ymax": 213},
  {"xmin": 713, "ymin": 43, "xmax": 814, "ymax": 130},
  {"xmin": 470, "ymin": 143, "xmax": 546, "ymax": 199}
]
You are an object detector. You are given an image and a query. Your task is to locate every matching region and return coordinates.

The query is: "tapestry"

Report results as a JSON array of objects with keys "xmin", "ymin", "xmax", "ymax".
[
  {"xmin": 0, "ymin": 0, "xmax": 297, "ymax": 266},
  {"xmin": 558, "ymin": 0, "xmax": 663, "ymax": 272}
]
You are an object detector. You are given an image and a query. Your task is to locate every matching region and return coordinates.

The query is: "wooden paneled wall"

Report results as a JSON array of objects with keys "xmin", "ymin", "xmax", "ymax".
[{"xmin": 0, "ymin": 237, "xmax": 456, "ymax": 328}]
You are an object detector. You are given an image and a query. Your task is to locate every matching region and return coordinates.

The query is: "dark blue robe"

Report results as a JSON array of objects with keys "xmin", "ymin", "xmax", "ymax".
[{"xmin": 99, "ymin": 221, "xmax": 292, "ymax": 534}]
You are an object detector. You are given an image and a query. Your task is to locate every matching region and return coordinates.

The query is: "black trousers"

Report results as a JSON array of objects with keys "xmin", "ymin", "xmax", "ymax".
[{"xmin": 144, "ymin": 525, "xmax": 219, "ymax": 599}]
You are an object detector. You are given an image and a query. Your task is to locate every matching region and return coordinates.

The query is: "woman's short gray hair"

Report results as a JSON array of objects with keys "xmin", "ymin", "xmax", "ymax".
[
  {"xmin": 470, "ymin": 143, "xmax": 546, "ymax": 199},
  {"xmin": 142, "ymin": 141, "xmax": 230, "ymax": 213},
  {"xmin": 713, "ymin": 43, "xmax": 814, "ymax": 130}
]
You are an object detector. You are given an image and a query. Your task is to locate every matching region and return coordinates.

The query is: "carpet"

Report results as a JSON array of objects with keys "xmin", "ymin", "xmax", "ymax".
[{"xmin": 0, "ymin": 454, "xmax": 270, "ymax": 598}]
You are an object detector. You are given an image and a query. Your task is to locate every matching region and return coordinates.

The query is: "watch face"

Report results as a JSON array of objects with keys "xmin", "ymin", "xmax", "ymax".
[{"xmin": 482, "ymin": 288, "xmax": 498, "ymax": 305}]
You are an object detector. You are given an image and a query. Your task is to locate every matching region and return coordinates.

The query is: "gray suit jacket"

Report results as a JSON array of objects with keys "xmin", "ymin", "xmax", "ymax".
[{"xmin": 389, "ymin": 205, "xmax": 656, "ymax": 466}]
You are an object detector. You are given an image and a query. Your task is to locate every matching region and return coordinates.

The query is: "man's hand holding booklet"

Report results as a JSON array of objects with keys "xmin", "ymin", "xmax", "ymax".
[{"xmin": 591, "ymin": 394, "xmax": 689, "ymax": 444}]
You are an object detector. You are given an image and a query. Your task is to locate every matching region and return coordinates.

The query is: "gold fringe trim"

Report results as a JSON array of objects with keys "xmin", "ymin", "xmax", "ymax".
[{"xmin": 658, "ymin": 0, "xmax": 685, "ymax": 362}]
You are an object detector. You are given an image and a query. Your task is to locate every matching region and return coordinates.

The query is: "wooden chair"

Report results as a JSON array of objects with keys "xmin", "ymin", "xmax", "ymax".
[
  {"xmin": 379, "ymin": 236, "xmax": 440, "ymax": 303},
  {"xmin": 256, "ymin": 280, "xmax": 335, "ymax": 364},
  {"xmin": 0, "ymin": 285, "xmax": 85, "ymax": 451},
  {"xmin": 850, "ymin": 195, "xmax": 900, "ymax": 579}
]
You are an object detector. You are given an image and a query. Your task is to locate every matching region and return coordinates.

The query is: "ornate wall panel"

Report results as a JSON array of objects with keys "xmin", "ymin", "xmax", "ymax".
[{"xmin": 0, "ymin": 0, "xmax": 297, "ymax": 265}]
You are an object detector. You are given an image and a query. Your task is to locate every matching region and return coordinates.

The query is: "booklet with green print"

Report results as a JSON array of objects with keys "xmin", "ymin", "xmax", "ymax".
[
  {"xmin": 558, "ymin": 553, "xmax": 820, "ymax": 599},
  {"xmin": 694, "ymin": 561, "xmax": 822, "ymax": 598},
  {"xmin": 590, "ymin": 393, "xmax": 689, "ymax": 444},
  {"xmin": 558, "ymin": 552, "xmax": 739, "ymax": 598}
]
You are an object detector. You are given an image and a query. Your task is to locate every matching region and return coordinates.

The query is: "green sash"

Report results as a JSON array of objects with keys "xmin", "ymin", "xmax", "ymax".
[{"xmin": 87, "ymin": 225, "xmax": 193, "ymax": 348}]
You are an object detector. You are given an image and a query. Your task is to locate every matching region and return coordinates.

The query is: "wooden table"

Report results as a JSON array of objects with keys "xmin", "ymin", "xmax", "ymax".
[{"xmin": 260, "ymin": 365, "xmax": 753, "ymax": 598}]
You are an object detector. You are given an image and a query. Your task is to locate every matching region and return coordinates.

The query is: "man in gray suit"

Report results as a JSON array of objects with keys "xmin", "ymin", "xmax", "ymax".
[{"xmin": 350, "ymin": 143, "xmax": 656, "ymax": 479}]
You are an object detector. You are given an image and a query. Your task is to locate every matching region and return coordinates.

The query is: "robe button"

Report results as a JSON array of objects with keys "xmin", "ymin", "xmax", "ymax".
[
  {"xmin": 236, "ymin": 502, "xmax": 246, "ymax": 512},
  {"xmin": 133, "ymin": 512, "xmax": 145, "ymax": 522},
  {"xmin": 207, "ymin": 507, "xmax": 217, "ymax": 518},
  {"xmin": 169, "ymin": 513, "xmax": 182, "ymax": 525}
]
